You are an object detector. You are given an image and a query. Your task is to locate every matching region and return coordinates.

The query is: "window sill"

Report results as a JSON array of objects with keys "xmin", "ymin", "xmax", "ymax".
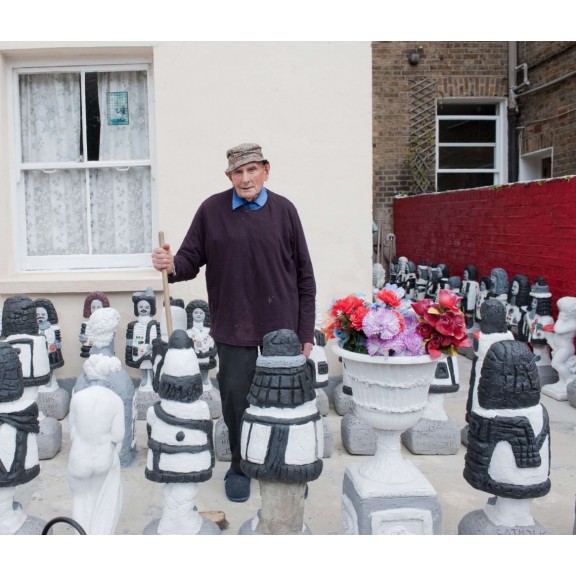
[{"xmin": 0, "ymin": 268, "xmax": 163, "ymax": 295}]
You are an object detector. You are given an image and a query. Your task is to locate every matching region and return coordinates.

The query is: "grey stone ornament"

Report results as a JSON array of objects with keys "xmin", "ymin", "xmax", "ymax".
[
  {"xmin": 239, "ymin": 329, "xmax": 323, "ymax": 534},
  {"xmin": 459, "ymin": 339, "xmax": 551, "ymax": 535},
  {"xmin": 0, "ymin": 342, "xmax": 45, "ymax": 534},
  {"xmin": 144, "ymin": 330, "xmax": 219, "ymax": 535}
]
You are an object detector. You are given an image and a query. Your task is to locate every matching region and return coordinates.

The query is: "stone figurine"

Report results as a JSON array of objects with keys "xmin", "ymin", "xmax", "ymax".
[
  {"xmin": 144, "ymin": 330, "xmax": 219, "ymax": 535},
  {"xmin": 75, "ymin": 307, "xmax": 137, "ymax": 467},
  {"xmin": 395, "ymin": 256, "xmax": 409, "ymax": 289},
  {"xmin": 125, "ymin": 288, "xmax": 160, "ymax": 390},
  {"xmin": 2, "ymin": 296, "xmax": 61, "ymax": 460},
  {"xmin": 475, "ymin": 276, "xmax": 492, "ymax": 324},
  {"xmin": 404, "ymin": 261, "xmax": 417, "ymax": 301},
  {"xmin": 79, "ymin": 291, "xmax": 110, "ymax": 358},
  {"xmin": 542, "ymin": 296, "xmax": 576, "ymax": 401},
  {"xmin": 389, "ymin": 256, "xmax": 399, "ymax": 286},
  {"xmin": 35, "ymin": 298, "xmax": 70, "ymax": 420},
  {"xmin": 0, "ymin": 342, "xmax": 44, "ymax": 535},
  {"xmin": 425, "ymin": 263, "xmax": 442, "ymax": 300},
  {"xmin": 505, "ymin": 274, "xmax": 531, "ymax": 340},
  {"xmin": 239, "ymin": 329, "xmax": 323, "ymax": 535},
  {"xmin": 459, "ymin": 339, "xmax": 551, "ymax": 535},
  {"xmin": 137, "ymin": 300, "xmax": 188, "ymax": 421},
  {"xmin": 309, "ymin": 309, "xmax": 333, "ymax": 458},
  {"xmin": 489, "ymin": 267, "xmax": 509, "ymax": 305},
  {"xmin": 462, "ymin": 299, "xmax": 514, "ymax": 447},
  {"xmin": 448, "ymin": 276, "xmax": 462, "ymax": 295},
  {"xmin": 372, "ymin": 262, "xmax": 386, "ymax": 292},
  {"xmin": 402, "ymin": 352, "xmax": 460, "ymax": 455},
  {"xmin": 461, "ymin": 264, "xmax": 479, "ymax": 330},
  {"xmin": 416, "ymin": 260, "xmax": 430, "ymax": 301},
  {"xmin": 520, "ymin": 277, "xmax": 557, "ymax": 385},
  {"xmin": 438, "ymin": 263, "xmax": 451, "ymax": 291},
  {"xmin": 186, "ymin": 299, "xmax": 221, "ymax": 419},
  {"xmin": 67, "ymin": 354, "xmax": 125, "ymax": 534},
  {"xmin": 150, "ymin": 299, "xmax": 188, "ymax": 395}
]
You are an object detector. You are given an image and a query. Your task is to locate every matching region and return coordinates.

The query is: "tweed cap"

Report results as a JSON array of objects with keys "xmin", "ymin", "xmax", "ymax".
[{"xmin": 225, "ymin": 143, "xmax": 268, "ymax": 173}]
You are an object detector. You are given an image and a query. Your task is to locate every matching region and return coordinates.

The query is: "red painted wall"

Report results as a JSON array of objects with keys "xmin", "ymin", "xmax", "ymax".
[{"xmin": 393, "ymin": 176, "xmax": 576, "ymax": 314}]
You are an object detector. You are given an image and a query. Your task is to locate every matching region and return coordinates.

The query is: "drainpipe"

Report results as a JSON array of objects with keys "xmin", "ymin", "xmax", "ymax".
[{"xmin": 507, "ymin": 41, "xmax": 519, "ymax": 183}]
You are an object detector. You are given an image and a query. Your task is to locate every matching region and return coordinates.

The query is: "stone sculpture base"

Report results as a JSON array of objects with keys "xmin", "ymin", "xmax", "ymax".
[
  {"xmin": 333, "ymin": 383, "xmax": 354, "ymax": 416},
  {"xmin": 38, "ymin": 416, "xmax": 62, "ymax": 460},
  {"xmin": 135, "ymin": 388, "xmax": 160, "ymax": 420},
  {"xmin": 143, "ymin": 516, "xmax": 221, "ymax": 535},
  {"xmin": 37, "ymin": 387, "xmax": 70, "ymax": 420},
  {"xmin": 214, "ymin": 417, "xmax": 231, "ymax": 462},
  {"xmin": 458, "ymin": 509, "xmax": 551, "ymax": 535},
  {"xmin": 537, "ymin": 364, "xmax": 559, "ymax": 386},
  {"xmin": 460, "ymin": 424, "xmax": 469, "ymax": 447},
  {"xmin": 315, "ymin": 388, "xmax": 329, "ymax": 416},
  {"xmin": 321, "ymin": 417, "xmax": 333, "ymax": 458},
  {"xmin": 13, "ymin": 515, "xmax": 46, "ymax": 535},
  {"xmin": 341, "ymin": 468, "xmax": 442, "ymax": 535},
  {"xmin": 402, "ymin": 418, "xmax": 460, "ymax": 455},
  {"xmin": 239, "ymin": 506, "xmax": 312, "ymax": 536},
  {"xmin": 201, "ymin": 387, "xmax": 222, "ymax": 419},
  {"xmin": 541, "ymin": 382, "xmax": 568, "ymax": 402},
  {"xmin": 567, "ymin": 380, "xmax": 576, "ymax": 408},
  {"xmin": 240, "ymin": 481, "xmax": 309, "ymax": 535},
  {"xmin": 341, "ymin": 411, "xmax": 376, "ymax": 455}
]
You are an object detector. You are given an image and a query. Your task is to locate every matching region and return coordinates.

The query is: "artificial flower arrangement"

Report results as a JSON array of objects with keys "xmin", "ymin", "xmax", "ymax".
[{"xmin": 323, "ymin": 284, "xmax": 471, "ymax": 359}]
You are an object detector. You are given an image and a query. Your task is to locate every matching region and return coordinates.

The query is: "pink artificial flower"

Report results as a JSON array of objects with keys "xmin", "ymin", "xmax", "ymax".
[{"xmin": 438, "ymin": 289, "xmax": 463, "ymax": 312}]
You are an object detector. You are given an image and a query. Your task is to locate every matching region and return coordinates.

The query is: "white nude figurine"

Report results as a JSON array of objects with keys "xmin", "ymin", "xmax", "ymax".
[{"xmin": 67, "ymin": 354, "xmax": 125, "ymax": 535}]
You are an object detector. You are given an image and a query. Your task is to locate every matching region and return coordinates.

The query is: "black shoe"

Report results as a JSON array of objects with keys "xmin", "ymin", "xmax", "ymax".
[{"xmin": 224, "ymin": 468, "xmax": 250, "ymax": 503}]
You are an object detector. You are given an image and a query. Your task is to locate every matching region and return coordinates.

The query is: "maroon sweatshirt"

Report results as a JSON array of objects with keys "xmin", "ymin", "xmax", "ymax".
[{"xmin": 170, "ymin": 188, "xmax": 316, "ymax": 347}]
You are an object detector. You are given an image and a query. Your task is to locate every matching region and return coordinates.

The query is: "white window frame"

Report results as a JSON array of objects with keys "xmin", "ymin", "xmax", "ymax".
[
  {"xmin": 8, "ymin": 57, "xmax": 157, "ymax": 272},
  {"xmin": 436, "ymin": 98, "xmax": 508, "ymax": 191}
]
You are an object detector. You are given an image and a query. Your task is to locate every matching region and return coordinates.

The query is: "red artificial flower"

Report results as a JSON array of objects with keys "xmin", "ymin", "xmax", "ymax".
[
  {"xmin": 411, "ymin": 299, "xmax": 434, "ymax": 317},
  {"xmin": 416, "ymin": 321, "xmax": 434, "ymax": 339},
  {"xmin": 376, "ymin": 288, "xmax": 401, "ymax": 308},
  {"xmin": 435, "ymin": 310, "xmax": 466, "ymax": 338},
  {"xmin": 349, "ymin": 305, "xmax": 370, "ymax": 331},
  {"xmin": 542, "ymin": 323, "xmax": 555, "ymax": 332},
  {"xmin": 438, "ymin": 289, "xmax": 463, "ymax": 313},
  {"xmin": 332, "ymin": 295, "xmax": 365, "ymax": 318}
]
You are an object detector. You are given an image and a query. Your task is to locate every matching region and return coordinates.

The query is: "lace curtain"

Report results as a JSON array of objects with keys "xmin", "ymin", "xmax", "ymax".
[{"xmin": 19, "ymin": 70, "xmax": 151, "ymax": 259}]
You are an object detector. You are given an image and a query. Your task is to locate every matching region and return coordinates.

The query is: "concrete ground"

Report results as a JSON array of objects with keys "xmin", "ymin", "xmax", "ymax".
[{"xmin": 13, "ymin": 354, "xmax": 576, "ymax": 537}]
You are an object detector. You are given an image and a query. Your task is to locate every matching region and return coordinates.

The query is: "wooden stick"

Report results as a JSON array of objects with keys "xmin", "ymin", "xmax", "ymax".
[{"xmin": 159, "ymin": 231, "xmax": 173, "ymax": 337}]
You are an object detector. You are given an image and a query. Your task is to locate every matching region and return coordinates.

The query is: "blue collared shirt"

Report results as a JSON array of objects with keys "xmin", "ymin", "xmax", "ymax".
[{"xmin": 232, "ymin": 187, "xmax": 268, "ymax": 211}]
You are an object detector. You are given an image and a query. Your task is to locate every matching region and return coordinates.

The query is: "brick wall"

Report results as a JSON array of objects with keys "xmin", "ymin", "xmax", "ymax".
[
  {"xmin": 516, "ymin": 42, "xmax": 576, "ymax": 176},
  {"xmin": 393, "ymin": 176, "xmax": 576, "ymax": 313},
  {"xmin": 372, "ymin": 41, "xmax": 509, "ymax": 245}
]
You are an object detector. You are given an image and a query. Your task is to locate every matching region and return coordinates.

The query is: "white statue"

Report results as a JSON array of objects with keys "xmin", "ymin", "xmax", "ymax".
[
  {"xmin": 78, "ymin": 307, "xmax": 137, "ymax": 467},
  {"xmin": 542, "ymin": 296, "xmax": 576, "ymax": 401},
  {"xmin": 67, "ymin": 355, "xmax": 125, "ymax": 535}
]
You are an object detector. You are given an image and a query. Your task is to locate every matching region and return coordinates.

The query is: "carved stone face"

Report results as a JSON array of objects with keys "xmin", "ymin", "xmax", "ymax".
[
  {"xmin": 91, "ymin": 299, "xmax": 103, "ymax": 314},
  {"xmin": 463, "ymin": 270, "xmax": 469, "ymax": 281},
  {"xmin": 480, "ymin": 280, "xmax": 487, "ymax": 291},
  {"xmin": 36, "ymin": 307, "xmax": 49, "ymax": 326},
  {"xmin": 193, "ymin": 308, "xmax": 205, "ymax": 324},
  {"xmin": 137, "ymin": 300, "xmax": 151, "ymax": 316},
  {"xmin": 511, "ymin": 281, "xmax": 520, "ymax": 296}
]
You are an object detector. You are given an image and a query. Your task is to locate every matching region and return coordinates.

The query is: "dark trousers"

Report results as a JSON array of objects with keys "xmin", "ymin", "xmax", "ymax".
[{"xmin": 216, "ymin": 342, "xmax": 259, "ymax": 474}]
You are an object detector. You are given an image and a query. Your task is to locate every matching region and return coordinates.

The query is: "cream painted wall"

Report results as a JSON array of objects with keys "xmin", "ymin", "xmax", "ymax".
[{"xmin": 0, "ymin": 41, "xmax": 372, "ymax": 378}]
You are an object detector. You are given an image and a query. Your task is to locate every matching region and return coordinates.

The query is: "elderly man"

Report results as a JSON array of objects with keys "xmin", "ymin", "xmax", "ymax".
[{"xmin": 151, "ymin": 143, "xmax": 316, "ymax": 502}]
